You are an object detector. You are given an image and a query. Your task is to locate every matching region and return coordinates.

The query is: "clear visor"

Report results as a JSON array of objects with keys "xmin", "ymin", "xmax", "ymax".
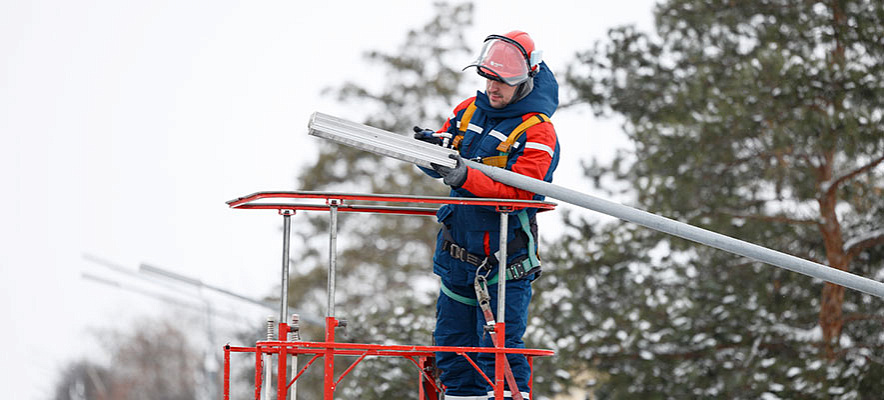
[{"xmin": 463, "ymin": 38, "xmax": 530, "ymax": 86}]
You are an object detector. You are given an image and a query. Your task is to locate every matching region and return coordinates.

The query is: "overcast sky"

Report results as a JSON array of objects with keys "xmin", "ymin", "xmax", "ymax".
[{"xmin": 0, "ymin": 1, "xmax": 657, "ymax": 398}]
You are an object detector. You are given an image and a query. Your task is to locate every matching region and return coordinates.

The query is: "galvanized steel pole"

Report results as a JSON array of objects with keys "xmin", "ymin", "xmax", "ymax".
[
  {"xmin": 280, "ymin": 213, "xmax": 292, "ymax": 323},
  {"xmin": 328, "ymin": 200, "xmax": 339, "ymax": 318},
  {"xmin": 465, "ymin": 160, "xmax": 884, "ymax": 299},
  {"xmin": 498, "ymin": 211, "xmax": 508, "ymax": 322}
]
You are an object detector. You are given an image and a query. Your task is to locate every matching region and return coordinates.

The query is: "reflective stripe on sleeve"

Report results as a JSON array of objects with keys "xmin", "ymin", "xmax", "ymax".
[{"xmin": 524, "ymin": 142, "xmax": 554, "ymax": 158}]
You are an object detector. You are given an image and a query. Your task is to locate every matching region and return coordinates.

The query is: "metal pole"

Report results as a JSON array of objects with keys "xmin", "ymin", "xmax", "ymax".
[
  {"xmin": 497, "ymin": 212, "xmax": 508, "ymax": 323},
  {"xmin": 281, "ymin": 212, "xmax": 292, "ymax": 323},
  {"xmin": 279, "ymin": 213, "xmax": 292, "ymax": 400},
  {"xmin": 464, "ymin": 160, "xmax": 884, "ymax": 299},
  {"xmin": 324, "ymin": 201, "xmax": 340, "ymax": 400},
  {"xmin": 224, "ymin": 345, "xmax": 231, "ymax": 400},
  {"xmin": 328, "ymin": 200, "xmax": 339, "ymax": 318},
  {"xmin": 496, "ymin": 211, "xmax": 508, "ymax": 400}
]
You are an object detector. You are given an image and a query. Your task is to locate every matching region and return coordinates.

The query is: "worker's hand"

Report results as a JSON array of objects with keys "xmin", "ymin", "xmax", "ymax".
[
  {"xmin": 431, "ymin": 154, "xmax": 467, "ymax": 188},
  {"xmin": 413, "ymin": 126, "xmax": 453, "ymax": 148}
]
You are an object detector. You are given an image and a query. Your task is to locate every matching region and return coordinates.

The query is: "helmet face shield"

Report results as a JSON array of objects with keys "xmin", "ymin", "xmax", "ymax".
[{"xmin": 464, "ymin": 37, "xmax": 531, "ymax": 86}]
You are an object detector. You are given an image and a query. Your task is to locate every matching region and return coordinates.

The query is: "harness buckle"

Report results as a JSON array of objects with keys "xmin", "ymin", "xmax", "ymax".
[
  {"xmin": 506, "ymin": 261, "xmax": 528, "ymax": 280},
  {"xmin": 466, "ymin": 253, "xmax": 484, "ymax": 266},
  {"xmin": 449, "ymin": 243, "xmax": 465, "ymax": 261}
]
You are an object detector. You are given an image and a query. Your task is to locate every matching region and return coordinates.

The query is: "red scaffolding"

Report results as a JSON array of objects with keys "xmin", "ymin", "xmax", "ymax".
[{"xmin": 224, "ymin": 191, "xmax": 557, "ymax": 400}]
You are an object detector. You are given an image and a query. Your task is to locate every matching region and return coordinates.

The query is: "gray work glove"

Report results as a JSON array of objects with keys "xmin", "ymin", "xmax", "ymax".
[{"xmin": 431, "ymin": 154, "xmax": 468, "ymax": 188}]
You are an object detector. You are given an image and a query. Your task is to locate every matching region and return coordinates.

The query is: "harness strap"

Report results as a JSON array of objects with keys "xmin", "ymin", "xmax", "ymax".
[
  {"xmin": 441, "ymin": 282, "xmax": 478, "ymax": 306},
  {"xmin": 440, "ymin": 258, "xmax": 537, "ymax": 306},
  {"xmin": 478, "ymin": 113, "xmax": 550, "ymax": 167},
  {"xmin": 476, "ymin": 155, "xmax": 508, "ymax": 168},
  {"xmin": 457, "ymin": 102, "xmax": 478, "ymax": 133},
  {"xmin": 443, "ymin": 240, "xmax": 487, "ymax": 267},
  {"xmin": 451, "ymin": 135, "xmax": 464, "ymax": 150},
  {"xmin": 454, "ymin": 100, "xmax": 550, "ymax": 166},
  {"xmin": 443, "ymin": 239, "xmax": 535, "ymax": 278},
  {"xmin": 486, "ymin": 258, "xmax": 539, "ymax": 285},
  {"xmin": 495, "ymin": 113, "xmax": 550, "ymax": 153},
  {"xmin": 441, "ymin": 257, "xmax": 539, "ymax": 305},
  {"xmin": 442, "ymin": 226, "xmax": 529, "ymax": 262},
  {"xmin": 440, "ymin": 222, "xmax": 542, "ymax": 286},
  {"xmin": 452, "ymin": 101, "xmax": 477, "ymax": 150},
  {"xmin": 517, "ymin": 210, "xmax": 541, "ymax": 268}
]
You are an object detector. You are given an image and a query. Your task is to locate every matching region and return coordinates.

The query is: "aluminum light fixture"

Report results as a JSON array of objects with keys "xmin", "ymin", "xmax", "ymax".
[{"xmin": 307, "ymin": 112, "xmax": 457, "ymax": 169}]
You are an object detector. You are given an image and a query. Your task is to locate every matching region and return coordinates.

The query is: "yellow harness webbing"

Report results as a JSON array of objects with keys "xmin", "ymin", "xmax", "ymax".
[
  {"xmin": 454, "ymin": 100, "xmax": 550, "ymax": 168},
  {"xmin": 480, "ymin": 114, "xmax": 550, "ymax": 168}
]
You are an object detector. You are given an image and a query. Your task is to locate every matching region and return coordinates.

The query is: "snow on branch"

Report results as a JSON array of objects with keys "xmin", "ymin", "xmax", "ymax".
[
  {"xmin": 844, "ymin": 228, "xmax": 884, "ymax": 263},
  {"xmin": 825, "ymin": 154, "xmax": 884, "ymax": 197}
]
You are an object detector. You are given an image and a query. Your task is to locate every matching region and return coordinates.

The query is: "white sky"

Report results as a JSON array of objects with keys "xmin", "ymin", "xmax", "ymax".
[{"xmin": 0, "ymin": 1, "xmax": 656, "ymax": 398}]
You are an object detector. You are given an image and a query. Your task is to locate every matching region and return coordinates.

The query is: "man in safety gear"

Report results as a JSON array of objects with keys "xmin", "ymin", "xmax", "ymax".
[{"xmin": 415, "ymin": 31, "xmax": 559, "ymax": 400}]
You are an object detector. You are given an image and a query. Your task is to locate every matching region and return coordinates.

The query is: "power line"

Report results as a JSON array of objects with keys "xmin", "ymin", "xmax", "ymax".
[
  {"xmin": 139, "ymin": 262, "xmax": 323, "ymax": 326},
  {"xmin": 81, "ymin": 272, "xmax": 242, "ymax": 322}
]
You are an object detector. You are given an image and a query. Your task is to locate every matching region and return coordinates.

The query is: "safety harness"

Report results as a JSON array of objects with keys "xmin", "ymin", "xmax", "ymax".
[
  {"xmin": 441, "ymin": 102, "xmax": 550, "ymax": 306},
  {"xmin": 441, "ymin": 211, "xmax": 541, "ymax": 280}
]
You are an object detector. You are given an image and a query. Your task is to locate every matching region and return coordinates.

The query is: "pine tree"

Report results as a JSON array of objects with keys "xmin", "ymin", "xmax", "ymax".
[{"xmin": 539, "ymin": 0, "xmax": 884, "ymax": 398}]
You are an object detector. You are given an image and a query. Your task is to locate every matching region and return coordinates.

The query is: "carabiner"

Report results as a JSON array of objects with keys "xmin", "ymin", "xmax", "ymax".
[
  {"xmin": 476, "ymin": 263, "xmax": 491, "ymax": 279},
  {"xmin": 473, "ymin": 274, "xmax": 491, "ymax": 305}
]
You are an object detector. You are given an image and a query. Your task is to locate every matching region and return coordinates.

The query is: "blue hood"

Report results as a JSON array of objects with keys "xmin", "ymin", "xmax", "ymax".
[{"xmin": 474, "ymin": 61, "xmax": 559, "ymax": 119}]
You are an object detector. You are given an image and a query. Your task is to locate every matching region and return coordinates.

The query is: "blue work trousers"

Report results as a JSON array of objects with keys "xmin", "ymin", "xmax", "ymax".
[{"xmin": 434, "ymin": 277, "xmax": 533, "ymax": 399}]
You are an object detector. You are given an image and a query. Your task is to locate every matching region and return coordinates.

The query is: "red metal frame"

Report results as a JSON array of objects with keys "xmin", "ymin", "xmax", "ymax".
[
  {"xmin": 224, "ymin": 337, "xmax": 554, "ymax": 400},
  {"xmin": 224, "ymin": 191, "xmax": 557, "ymax": 399},
  {"xmin": 227, "ymin": 191, "xmax": 556, "ymax": 214}
]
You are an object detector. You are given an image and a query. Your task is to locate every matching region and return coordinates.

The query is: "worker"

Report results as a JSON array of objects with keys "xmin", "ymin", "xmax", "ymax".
[{"xmin": 415, "ymin": 31, "xmax": 559, "ymax": 400}]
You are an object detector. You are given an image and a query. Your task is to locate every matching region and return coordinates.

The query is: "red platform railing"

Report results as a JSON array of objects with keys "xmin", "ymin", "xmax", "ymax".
[{"xmin": 224, "ymin": 191, "xmax": 556, "ymax": 400}]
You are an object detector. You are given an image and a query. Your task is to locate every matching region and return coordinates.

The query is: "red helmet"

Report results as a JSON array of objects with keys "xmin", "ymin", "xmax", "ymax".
[
  {"xmin": 504, "ymin": 30, "xmax": 536, "ymax": 63},
  {"xmin": 464, "ymin": 31, "xmax": 542, "ymax": 86}
]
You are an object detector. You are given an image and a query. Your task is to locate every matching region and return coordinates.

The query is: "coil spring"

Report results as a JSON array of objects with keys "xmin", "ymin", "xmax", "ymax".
[{"xmin": 266, "ymin": 316, "xmax": 276, "ymax": 341}]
